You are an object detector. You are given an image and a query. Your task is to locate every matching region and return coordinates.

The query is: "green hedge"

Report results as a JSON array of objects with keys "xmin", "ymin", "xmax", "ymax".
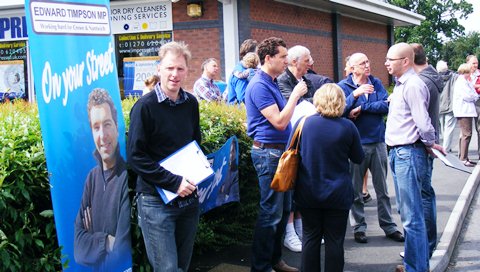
[{"xmin": 0, "ymin": 99, "xmax": 259, "ymax": 271}]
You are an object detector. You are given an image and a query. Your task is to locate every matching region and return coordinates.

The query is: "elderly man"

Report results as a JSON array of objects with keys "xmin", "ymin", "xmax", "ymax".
[
  {"xmin": 277, "ymin": 45, "xmax": 316, "ymax": 102},
  {"xmin": 245, "ymin": 37, "xmax": 307, "ymax": 272},
  {"xmin": 384, "ymin": 43, "xmax": 444, "ymax": 272},
  {"xmin": 277, "ymin": 45, "xmax": 316, "ymax": 253},
  {"xmin": 411, "ymin": 43, "xmax": 444, "ymax": 258},
  {"xmin": 437, "ymin": 60, "xmax": 458, "ymax": 153},
  {"xmin": 193, "ymin": 58, "xmax": 222, "ymax": 102},
  {"xmin": 337, "ymin": 52, "xmax": 404, "ymax": 245}
]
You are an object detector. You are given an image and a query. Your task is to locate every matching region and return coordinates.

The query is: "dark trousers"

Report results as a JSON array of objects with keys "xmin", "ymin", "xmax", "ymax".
[{"xmin": 299, "ymin": 208, "xmax": 349, "ymax": 272}]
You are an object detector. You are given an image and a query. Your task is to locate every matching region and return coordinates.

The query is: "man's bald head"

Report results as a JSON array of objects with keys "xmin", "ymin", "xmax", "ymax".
[
  {"xmin": 349, "ymin": 53, "xmax": 367, "ymax": 66},
  {"xmin": 385, "ymin": 42, "xmax": 414, "ymax": 77},
  {"xmin": 391, "ymin": 43, "xmax": 414, "ymax": 64}
]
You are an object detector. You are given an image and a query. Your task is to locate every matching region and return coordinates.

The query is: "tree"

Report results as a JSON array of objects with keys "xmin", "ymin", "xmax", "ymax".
[
  {"xmin": 387, "ymin": 0, "xmax": 473, "ymax": 64},
  {"xmin": 440, "ymin": 32, "xmax": 480, "ymax": 70}
]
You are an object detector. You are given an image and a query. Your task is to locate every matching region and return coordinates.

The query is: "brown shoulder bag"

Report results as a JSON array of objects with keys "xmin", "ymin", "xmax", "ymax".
[{"xmin": 270, "ymin": 116, "xmax": 307, "ymax": 192}]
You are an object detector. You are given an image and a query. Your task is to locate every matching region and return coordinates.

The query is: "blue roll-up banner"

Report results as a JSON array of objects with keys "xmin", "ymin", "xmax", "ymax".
[
  {"xmin": 198, "ymin": 136, "xmax": 240, "ymax": 214},
  {"xmin": 24, "ymin": 1, "xmax": 131, "ymax": 271}
]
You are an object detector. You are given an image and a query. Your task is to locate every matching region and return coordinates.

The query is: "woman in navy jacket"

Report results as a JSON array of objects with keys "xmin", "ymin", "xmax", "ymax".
[{"xmin": 293, "ymin": 83, "xmax": 364, "ymax": 272}]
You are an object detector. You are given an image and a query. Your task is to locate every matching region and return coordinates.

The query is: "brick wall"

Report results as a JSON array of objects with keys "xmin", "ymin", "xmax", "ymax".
[
  {"xmin": 171, "ymin": 0, "xmax": 222, "ymax": 91},
  {"xmin": 341, "ymin": 16, "xmax": 390, "ymax": 86},
  {"xmin": 249, "ymin": 0, "xmax": 334, "ymax": 79}
]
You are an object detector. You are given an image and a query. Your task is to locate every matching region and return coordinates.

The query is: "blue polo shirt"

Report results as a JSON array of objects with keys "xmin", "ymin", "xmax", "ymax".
[{"xmin": 245, "ymin": 70, "xmax": 292, "ymax": 144}]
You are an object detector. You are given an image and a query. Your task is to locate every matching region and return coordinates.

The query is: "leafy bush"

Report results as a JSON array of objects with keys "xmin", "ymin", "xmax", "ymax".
[
  {"xmin": 0, "ymin": 99, "xmax": 259, "ymax": 271},
  {"xmin": 0, "ymin": 102, "xmax": 63, "ymax": 271}
]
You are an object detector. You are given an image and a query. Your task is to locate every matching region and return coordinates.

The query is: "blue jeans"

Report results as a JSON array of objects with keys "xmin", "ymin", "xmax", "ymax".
[
  {"xmin": 389, "ymin": 145, "xmax": 429, "ymax": 272},
  {"xmin": 137, "ymin": 193, "xmax": 200, "ymax": 272},
  {"xmin": 423, "ymin": 156, "xmax": 437, "ymax": 257},
  {"xmin": 250, "ymin": 147, "xmax": 291, "ymax": 272}
]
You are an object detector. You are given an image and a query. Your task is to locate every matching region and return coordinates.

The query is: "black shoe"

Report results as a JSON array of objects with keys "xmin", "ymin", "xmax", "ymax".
[
  {"xmin": 354, "ymin": 232, "xmax": 368, "ymax": 243},
  {"xmin": 386, "ymin": 231, "xmax": 405, "ymax": 242},
  {"xmin": 362, "ymin": 192, "xmax": 372, "ymax": 203},
  {"xmin": 272, "ymin": 260, "xmax": 299, "ymax": 272}
]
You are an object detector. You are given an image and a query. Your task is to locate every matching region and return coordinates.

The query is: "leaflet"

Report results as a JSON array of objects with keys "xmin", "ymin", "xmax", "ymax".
[{"xmin": 156, "ymin": 141, "xmax": 214, "ymax": 203}]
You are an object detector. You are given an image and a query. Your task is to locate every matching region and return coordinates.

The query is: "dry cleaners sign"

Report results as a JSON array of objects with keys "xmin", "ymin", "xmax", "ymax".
[{"xmin": 110, "ymin": 1, "xmax": 173, "ymax": 34}]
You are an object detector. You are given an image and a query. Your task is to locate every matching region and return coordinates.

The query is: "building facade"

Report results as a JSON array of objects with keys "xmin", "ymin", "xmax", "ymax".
[{"xmin": 0, "ymin": 0, "xmax": 423, "ymax": 101}]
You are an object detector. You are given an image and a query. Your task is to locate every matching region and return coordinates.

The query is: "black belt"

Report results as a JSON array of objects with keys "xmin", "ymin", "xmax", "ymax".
[
  {"xmin": 388, "ymin": 139, "xmax": 424, "ymax": 151},
  {"xmin": 253, "ymin": 141, "xmax": 286, "ymax": 150}
]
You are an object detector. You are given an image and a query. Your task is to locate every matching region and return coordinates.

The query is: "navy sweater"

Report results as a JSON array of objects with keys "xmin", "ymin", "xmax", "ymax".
[
  {"xmin": 294, "ymin": 113, "xmax": 364, "ymax": 210},
  {"xmin": 337, "ymin": 74, "xmax": 389, "ymax": 144},
  {"xmin": 127, "ymin": 89, "xmax": 201, "ymax": 196},
  {"xmin": 74, "ymin": 149, "xmax": 131, "ymax": 271}
]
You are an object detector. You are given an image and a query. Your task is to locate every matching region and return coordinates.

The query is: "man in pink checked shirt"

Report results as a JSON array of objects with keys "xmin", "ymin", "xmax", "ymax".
[{"xmin": 193, "ymin": 57, "xmax": 222, "ymax": 102}]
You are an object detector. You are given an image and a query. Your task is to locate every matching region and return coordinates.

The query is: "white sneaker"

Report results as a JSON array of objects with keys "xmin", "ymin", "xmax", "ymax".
[
  {"xmin": 284, "ymin": 232, "xmax": 302, "ymax": 252},
  {"xmin": 295, "ymin": 227, "xmax": 303, "ymax": 241},
  {"xmin": 399, "ymin": 251, "xmax": 404, "ymax": 259}
]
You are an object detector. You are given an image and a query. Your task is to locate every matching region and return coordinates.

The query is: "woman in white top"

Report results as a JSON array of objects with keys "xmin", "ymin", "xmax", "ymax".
[{"xmin": 452, "ymin": 63, "xmax": 479, "ymax": 166}]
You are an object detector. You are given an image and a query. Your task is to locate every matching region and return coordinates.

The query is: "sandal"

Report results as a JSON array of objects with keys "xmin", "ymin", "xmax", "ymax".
[{"xmin": 463, "ymin": 160, "xmax": 476, "ymax": 167}]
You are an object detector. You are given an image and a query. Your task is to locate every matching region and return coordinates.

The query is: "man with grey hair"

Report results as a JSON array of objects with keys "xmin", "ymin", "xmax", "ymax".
[
  {"xmin": 338, "ymin": 52, "xmax": 404, "ymax": 245},
  {"xmin": 277, "ymin": 45, "xmax": 317, "ymax": 253},
  {"xmin": 278, "ymin": 45, "xmax": 316, "ymax": 102},
  {"xmin": 437, "ymin": 60, "xmax": 458, "ymax": 153}
]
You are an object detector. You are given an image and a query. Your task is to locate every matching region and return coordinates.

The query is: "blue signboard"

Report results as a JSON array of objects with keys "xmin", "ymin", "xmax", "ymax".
[
  {"xmin": 24, "ymin": 0, "xmax": 131, "ymax": 271},
  {"xmin": 198, "ymin": 136, "xmax": 240, "ymax": 214}
]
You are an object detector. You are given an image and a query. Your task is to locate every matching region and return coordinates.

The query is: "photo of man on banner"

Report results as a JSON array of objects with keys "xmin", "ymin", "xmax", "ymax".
[
  {"xmin": 74, "ymin": 88, "xmax": 132, "ymax": 271},
  {"xmin": 198, "ymin": 136, "xmax": 240, "ymax": 213}
]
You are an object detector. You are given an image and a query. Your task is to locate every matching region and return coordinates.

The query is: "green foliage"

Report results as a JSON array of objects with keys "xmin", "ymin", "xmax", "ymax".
[
  {"xmin": 388, "ymin": 0, "xmax": 473, "ymax": 64},
  {"xmin": 0, "ymin": 102, "xmax": 64, "ymax": 271},
  {"xmin": 439, "ymin": 32, "xmax": 480, "ymax": 70},
  {"xmin": 194, "ymin": 102, "xmax": 257, "ymax": 253}
]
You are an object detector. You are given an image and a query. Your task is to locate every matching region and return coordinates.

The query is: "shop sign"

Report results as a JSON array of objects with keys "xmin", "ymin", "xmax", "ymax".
[
  {"xmin": 0, "ymin": 12, "xmax": 28, "ymax": 41},
  {"xmin": 110, "ymin": 1, "xmax": 172, "ymax": 34}
]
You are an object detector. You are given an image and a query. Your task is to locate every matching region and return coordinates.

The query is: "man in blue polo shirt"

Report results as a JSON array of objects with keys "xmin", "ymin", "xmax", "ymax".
[{"xmin": 245, "ymin": 37, "xmax": 307, "ymax": 272}]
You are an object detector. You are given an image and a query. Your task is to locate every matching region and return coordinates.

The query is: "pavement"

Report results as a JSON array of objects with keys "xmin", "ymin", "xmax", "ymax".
[
  {"xmin": 446, "ymin": 184, "xmax": 480, "ymax": 271},
  {"xmin": 189, "ymin": 125, "xmax": 480, "ymax": 272}
]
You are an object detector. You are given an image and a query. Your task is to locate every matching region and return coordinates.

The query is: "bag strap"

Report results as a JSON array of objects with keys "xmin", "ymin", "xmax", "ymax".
[{"xmin": 288, "ymin": 116, "xmax": 307, "ymax": 150}]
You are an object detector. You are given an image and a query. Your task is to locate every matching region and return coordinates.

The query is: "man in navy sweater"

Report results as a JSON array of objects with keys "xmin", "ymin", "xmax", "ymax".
[
  {"xmin": 338, "ymin": 52, "xmax": 404, "ymax": 244},
  {"xmin": 127, "ymin": 41, "xmax": 201, "ymax": 272}
]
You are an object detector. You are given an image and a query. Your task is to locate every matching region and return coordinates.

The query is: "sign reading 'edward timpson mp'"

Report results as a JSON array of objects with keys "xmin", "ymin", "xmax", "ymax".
[{"xmin": 25, "ymin": 0, "xmax": 131, "ymax": 271}]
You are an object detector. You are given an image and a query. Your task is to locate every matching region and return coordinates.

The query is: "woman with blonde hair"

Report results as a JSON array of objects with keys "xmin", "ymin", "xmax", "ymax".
[
  {"xmin": 292, "ymin": 83, "xmax": 364, "ymax": 271},
  {"xmin": 452, "ymin": 63, "xmax": 479, "ymax": 166}
]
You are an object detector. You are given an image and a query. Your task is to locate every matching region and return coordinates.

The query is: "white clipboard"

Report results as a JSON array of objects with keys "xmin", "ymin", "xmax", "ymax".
[
  {"xmin": 156, "ymin": 141, "xmax": 214, "ymax": 203},
  {"xmin": 431, "ymin": 149, "xmax": 473, "ymax": 174}
]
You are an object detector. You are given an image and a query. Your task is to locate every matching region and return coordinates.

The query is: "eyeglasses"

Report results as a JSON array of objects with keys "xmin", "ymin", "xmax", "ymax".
[
  {"xmin": 385, "ymin": 57, "xmax": 406, "ymax": 63},
  {"xmin": 354, "ymin": 60, "xmax": 370, "ymax": 67}
]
